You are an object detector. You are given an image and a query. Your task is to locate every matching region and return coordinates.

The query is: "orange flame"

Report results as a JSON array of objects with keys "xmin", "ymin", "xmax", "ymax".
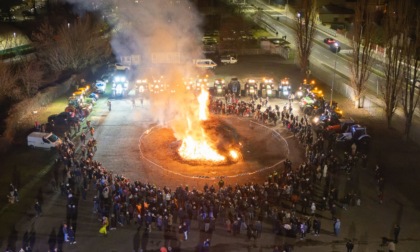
[{"xmin": 178, "ymin": 88, "xmax": 225, "ymax": 162}]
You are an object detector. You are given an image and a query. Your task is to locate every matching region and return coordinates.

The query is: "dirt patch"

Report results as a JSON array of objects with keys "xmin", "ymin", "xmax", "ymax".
[{"xmin": 140, "ymin": 116, "xmax": 289, "ymax": 179}]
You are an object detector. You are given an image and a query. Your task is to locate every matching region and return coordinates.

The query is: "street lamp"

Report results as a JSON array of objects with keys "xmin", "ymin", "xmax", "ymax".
[{"xmin": 330, "ymin": 43, "xmax": 339, "ymax": 107}]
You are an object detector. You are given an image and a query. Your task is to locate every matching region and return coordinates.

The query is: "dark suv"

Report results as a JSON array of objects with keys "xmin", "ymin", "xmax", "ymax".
[{"xmin": 48, "ymin": 112, "xmax": 83, "ymax": 125}]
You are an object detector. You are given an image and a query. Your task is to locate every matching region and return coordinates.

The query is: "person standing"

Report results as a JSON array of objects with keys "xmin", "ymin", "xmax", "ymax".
[
  {"xmin": 80, "ymin": 133, "xmax": 86, "ymax": 145},
  {"xmin": 313, "ymin": 218, "xmax": 321, "ymax": 236},
  {"xmin": 68, "ymin": 225, "xmax": 76, "ymax": 244},
  {"xmin": 13, "ymin": 189, "xmax": 19, "ymax": 203},
  {"xmin": 99, "ymin": 216, "xmax": 109, "ymax": 236},
  {"xmin": 255, "ymin": 220, "xmax": 262, "ymax": 238},
  {"xmin": 334, "ymin": 218, "xmax": 341, "ymax": 236},
  {"xmin": 299, "ymin": 221, "xmax": 307, "ymax": 240},
  {"xmin": 107, "ymin": 100, "xmax": 112, "ymax": 111},
  {"xmin": 393, "ymin": 224, "xmax": 400, "ymax": 243},
  {"xmin": 218, "ymin": 178, "xmax": 224, "ymax": 188},
  {"xmin": 310, "ymin": 202, "xmax": 316, "ymax": 216},
  {"xmin": 34, "ymin": 200, "xmax": 42, "ymax": 217},
  {"xmin": 346, "ymin": 239, "xmax": 354, "ymax": 252},
  {"xmin": 62, "ymin": 224, "xmax": 69, "ymax": 242}
]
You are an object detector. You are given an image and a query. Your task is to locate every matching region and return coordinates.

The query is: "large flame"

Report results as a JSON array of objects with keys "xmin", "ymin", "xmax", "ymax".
[{"xmin": 178, "ymin": 88, "xmax": 226, "ymax": 162}]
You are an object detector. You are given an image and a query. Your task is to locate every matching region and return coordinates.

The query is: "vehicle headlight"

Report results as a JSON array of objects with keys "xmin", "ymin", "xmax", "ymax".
[
  {"xmin": 313, "ymin": 117, "xmax": 319, "ymax": 123},
  {"xmin": 297, "ymin": 91, "xmax": 303, "ymax": 97}
]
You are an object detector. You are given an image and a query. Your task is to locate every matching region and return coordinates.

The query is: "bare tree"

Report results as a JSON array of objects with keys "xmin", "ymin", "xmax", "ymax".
[
  {"xmin": 33, "ymin": 14, "xmax": 112, "ymax": 74},
  {"xmin": 349, "ymin": 0, "xmax": 375, "ymax": 108},
  {"xmin": 15, "ymin": 59, "xmax": 44, "ymax": 98},
  {"xmin": 381, "ymin": 0, "xmax": 409, "ymax": 128},
  {"xmin": 0, "ymin": 62, "xmax": 19, "ymax": 102},
  {"xmin": 401, "ymin": 8, "xmax": 420, "ymax": 140},
  {"xmin": 293, "ymin": 0, "xmax": 317, "ymax": 73}
]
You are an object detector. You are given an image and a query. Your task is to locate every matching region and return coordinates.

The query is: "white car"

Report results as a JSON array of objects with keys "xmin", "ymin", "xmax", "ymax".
[
  {"xmin": 221, "ymin": 56, "xmax": 238, "ymax": 64},
  {"xmin": 109, "ymin": 63, "xmax": 130, "ymax": 71},
  {"xmin": 95, "ymin": 81, "xmax": 107, "ymax": 93}
]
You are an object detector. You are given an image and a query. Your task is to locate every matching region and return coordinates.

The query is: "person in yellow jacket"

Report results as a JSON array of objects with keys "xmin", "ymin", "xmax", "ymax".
[{"xmin": 99, "ymin": 216, "xmax": 109, "ymax": 236}]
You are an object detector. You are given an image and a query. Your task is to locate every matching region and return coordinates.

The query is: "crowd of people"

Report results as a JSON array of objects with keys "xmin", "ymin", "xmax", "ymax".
[
  {"xmin": 13, "ymin": 91, "xmax": 394, "ymax": 252},
  {"xmin": 48, "ymin": 93, "xmax": 358, "ymax": 251},
  {"xmin": 208, "ymin": 93, "xmax": 367, "ymax": 239}
]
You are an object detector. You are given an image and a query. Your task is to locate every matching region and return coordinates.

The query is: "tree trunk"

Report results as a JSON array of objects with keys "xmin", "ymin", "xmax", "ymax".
[
  {"xmin": 403, "ymin": 113, "xmax": 413, "ymax": 141},
  {"xmin": 354, "ymin": 99, "xmax": 359, "ymax": 108},
  {"xmin": 358, "ymin": 97, "xmax": 362, "ymax": 108},
  {"xmin": 386, "ymin": 113, "xmax": 393, "ymax": 129},
  {"xmin": 354, "ymin": 96, "xmax": 363, "ymax": 108}
]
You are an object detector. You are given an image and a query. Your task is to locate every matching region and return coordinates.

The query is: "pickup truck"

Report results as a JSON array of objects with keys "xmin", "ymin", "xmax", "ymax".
[{"xmin": 221, "ymin": 56, "xmax": 238, "ymax": 64}]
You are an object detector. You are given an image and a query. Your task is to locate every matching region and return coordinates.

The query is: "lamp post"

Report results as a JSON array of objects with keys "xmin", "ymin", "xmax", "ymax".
[{"xmin": 330, "ymin": 43, "xmax": 339, "ymax": 107}]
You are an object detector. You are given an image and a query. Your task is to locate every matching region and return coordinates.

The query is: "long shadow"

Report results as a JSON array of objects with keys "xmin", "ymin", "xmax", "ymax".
[
  {"xmin": 6, "ymin": 225, "xmax": 18, "ymax": 252},
  {"xmin": 133, "ymin": 229, "xmax": 141, "ymax": 252},
  {"xmin": 197, "ymin": 229, "xmax": 214, "ymax": 251},
  {"xmin": 393, "ymin": 200, "xmax": 404, "ymax": 230},
  {"xmin": 161, "ymin": 225, "xmax": 178, "ymax": 250},
  {"xmin": 37, "ymin": 187, "xmax": 44, "ymax": 205},
  {"xmin": 356, "ymin": 231, "xmax": 369, "ymax": 252},
  {"xmin": 141, "ymin": 229, "xmax": 149, "ymax": 252},
  {"xmin": 47, "ymin": 228, "xmax": 57, "ymax": 252},
  {"xmin": 22, "ymin": 224, "xmax": 37, "ymax": 251},
  {"xmin": 347, "ymin": 221, "xmax": 356, "ymax": 241},
  {"xmin": 12, "ymin": 165, "xmax": 21, "ymax": 189},
  {"xmin": 57, "ymin": 224, "xmax": 64, "ymax": 252},
  {"xmin": 29, "ymin": 223, "xmax": 36, "ymax": 249}
]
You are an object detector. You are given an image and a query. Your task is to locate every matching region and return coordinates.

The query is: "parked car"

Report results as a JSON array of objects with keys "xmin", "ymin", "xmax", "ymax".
[
  {"xmin": 95, "ymin": 80, "xmax": 107, "ymax": 93},
  {"xmin": 193, "ymin": 59, "xmax": 217, "ymax": 69},
  {"xmin": 48, "ymin": 112, "xmax": 83, "ymax": 126},
  {"xmin": 220, "ymin": 56, "xmax": 238, "ymax": 64},
  {"xmin": 27, "ymin": 132, "xmax": 62, "ymax": 149},
  {"xmin": 89, "ymin": 92, "xmax": 99, "ymax": 101},
  {"xmin": 110, "ymin": 63, "xmax": 130, "ymax": 71}
]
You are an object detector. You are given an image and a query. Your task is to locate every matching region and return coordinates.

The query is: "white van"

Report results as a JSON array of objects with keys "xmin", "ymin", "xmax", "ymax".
[
  {"xmin": 27, "ymin": 132, "xmax": 62, "ymax": 149},
  {"xmin": 95, "ymin": 80, "xmax": 107, "ymax": 93},
  {"xmin": 193, "ymin": 59, "xmax": 217, "ymax": 69}
]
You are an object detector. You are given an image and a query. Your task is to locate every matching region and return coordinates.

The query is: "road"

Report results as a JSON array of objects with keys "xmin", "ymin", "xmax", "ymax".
[
  {"xmin": 242, "ymin": 0, "xmax": 420, "ymax": 139},
  {"xmin": 247, "ymin": 0, "xmax": 383, "ymax": 93}
]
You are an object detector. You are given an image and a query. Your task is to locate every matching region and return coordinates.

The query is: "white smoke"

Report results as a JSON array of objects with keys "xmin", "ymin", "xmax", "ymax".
[{"xmin": 66, "ymin": 0, "xmax": 207, "ymax": 138}]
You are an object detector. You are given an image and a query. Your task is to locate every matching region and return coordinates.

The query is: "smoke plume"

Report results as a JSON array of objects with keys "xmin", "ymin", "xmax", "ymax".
[{"xmin": 65, "ymin": 0, "xmax": 208, "ymax": 139}]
